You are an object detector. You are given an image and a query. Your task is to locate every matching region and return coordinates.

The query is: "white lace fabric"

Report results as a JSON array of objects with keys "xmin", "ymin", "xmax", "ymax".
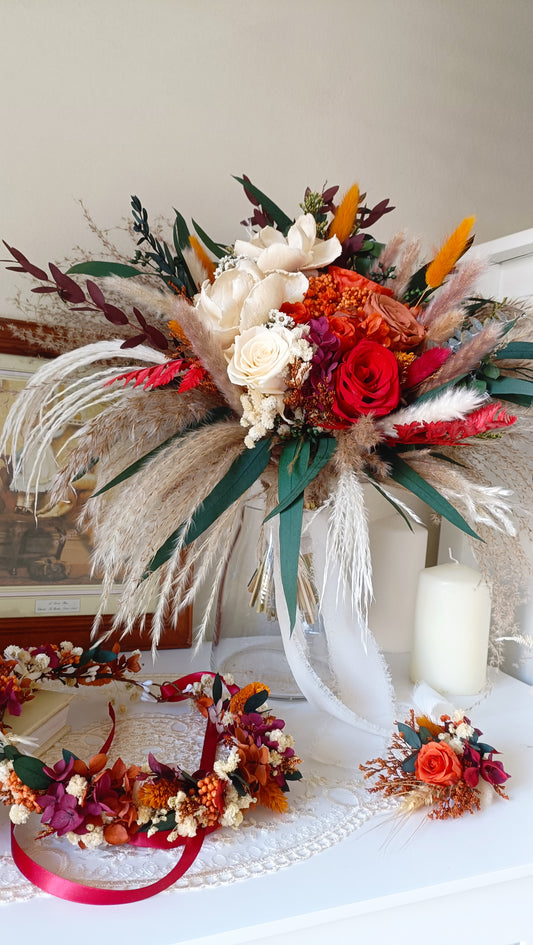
[{"xmin": 0, "ymin": 681, "xmax": 393, "ymax": 903}]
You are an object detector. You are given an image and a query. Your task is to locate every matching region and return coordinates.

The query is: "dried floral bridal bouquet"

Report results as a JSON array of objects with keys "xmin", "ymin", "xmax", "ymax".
[{"xmin": 2, "ymin": 176, "xmax": 532, "ymax": 665}]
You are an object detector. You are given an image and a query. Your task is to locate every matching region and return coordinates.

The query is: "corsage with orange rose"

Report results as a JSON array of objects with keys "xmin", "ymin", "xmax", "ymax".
[{"xmin": 360, "ymin": 709, "xmax": 509, "ymax": 819}]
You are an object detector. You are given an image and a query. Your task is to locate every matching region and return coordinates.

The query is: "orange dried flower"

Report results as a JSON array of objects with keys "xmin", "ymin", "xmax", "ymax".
[
  {"xmin": 257, "ymin": 779, "xmax": 289, "ymax": 813},
  {"xmin": 137, "ymin": 778, "xmax": 177, "ymax": 809},
  {"xmin": 229, "ymin": 682, "xmax": 270, "ymax": 716}
]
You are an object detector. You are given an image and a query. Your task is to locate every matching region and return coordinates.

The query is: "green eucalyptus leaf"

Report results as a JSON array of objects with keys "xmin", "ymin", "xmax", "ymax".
[
  {"xmin": 278, "ymin": 439, "xmax": 310, "ymax": 631},
  {"xmin": 486, "ymin": 376, "xmax": 533, "ymax": 401},
  {"xmin": 67, "ymin": 261, "xmax": 143, "ymax": 278},
  {"xmin": 263, "ymin": 436, "xmax": 336, "ymax": 522},
  {"xmin": 147, "ymin": 436, "xmax": 273, "ymax": 573},
  {"xmin": 402, "ymin": 753, "xmax": 418, "ymax": 773},
  {"xmin": 173, "ymin": 209, "xmax": 190, "ymax": 251},
  {"xmin": 94, "ymin": 407, "xmax": 231, "ymax": 496},
  {"xmin": 2, "ymin": 745, "xmax": 21, "ymax": 761},
  {"xmin": 212, "ymin": 674, "xmax": 222, "ymax": 705},
  {"xmin": 418, "ymin": 726, "xmax": 434, "ymax": 744},
  {"xmin": 233, "ymin": 176, "xmax": 293, "ymax": 234},
  {"xmin": 191, "ymin": 219, "xmax": 226, "ymax": 259},
  {"xmin": 398, "ymin": 723, "xmax": 422, "ymax": 749},
  {"xmin": 243, "ymin": 689, "xmax": 269, "ymax": 714},
  {"xmin": 476, "ymin": 742, "xmax": 496, "ymax": 755},
  {"xmin": 13, "ymin": 755, "xmax": 52, "ymax": 791},
  {"xmin": 365, "ymin": 477, "xmax": 413, "ymax": 531},
  {"xmin": 494, "ymin": 341, "xmax": 533, "ymax": 360},
  {"xmin": 381, "ymin": 447, "xmax": 481, "ymax": 541}
]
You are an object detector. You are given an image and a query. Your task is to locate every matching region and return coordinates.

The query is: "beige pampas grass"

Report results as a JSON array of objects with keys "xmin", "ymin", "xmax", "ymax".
[
  {"xmin": 417, "ymin": 322, "xmax": 506, "ymax": 395},
  {"xmin": 426, "ymin": 309, "xmax": 465, "ymax": 345},
  {"xmin": 419, "ymin": 258, "xmax": 486, "ymax": 328}
]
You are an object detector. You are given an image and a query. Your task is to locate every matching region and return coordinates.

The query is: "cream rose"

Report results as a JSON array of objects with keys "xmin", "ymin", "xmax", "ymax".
[
  {"xmin": 194, "ymin": 260, "xmax": 262, "ymax": 347},
  {"xmin": 227, "ymin": 324, "xmax": 295, "ymax": 394},
  {"xmin": 234, "ymin": 213, "xmax": 341, "ymax": 274}
]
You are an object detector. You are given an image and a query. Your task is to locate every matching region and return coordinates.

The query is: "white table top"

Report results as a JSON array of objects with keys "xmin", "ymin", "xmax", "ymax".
[{"xmin": 2, "ymin": 648, "xmax": 532, "ymax": 945}]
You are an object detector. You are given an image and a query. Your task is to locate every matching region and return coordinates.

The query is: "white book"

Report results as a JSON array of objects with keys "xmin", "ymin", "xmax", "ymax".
[{"xmin": 7, "ymin": 690, "xmax": 73, "ymax": 753}]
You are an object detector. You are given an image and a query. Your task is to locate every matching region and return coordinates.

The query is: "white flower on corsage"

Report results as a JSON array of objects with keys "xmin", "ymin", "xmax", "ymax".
[{"xmin": 234, "ymin": 213, "xmax": 341, "ymax": 274}]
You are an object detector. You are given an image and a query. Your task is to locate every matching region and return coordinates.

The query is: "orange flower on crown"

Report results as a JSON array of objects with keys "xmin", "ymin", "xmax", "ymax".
[{"xmin": 229, "ymin": 682, "xmax": 270, "ymax": 716}]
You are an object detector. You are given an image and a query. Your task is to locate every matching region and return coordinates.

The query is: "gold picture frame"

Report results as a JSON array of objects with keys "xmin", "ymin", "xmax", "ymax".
[{"xmin": 0, "ymin": 322, "xmax": 191, "ymax": 650}]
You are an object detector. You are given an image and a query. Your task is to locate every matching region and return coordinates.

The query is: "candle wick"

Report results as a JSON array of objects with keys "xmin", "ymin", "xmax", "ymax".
[{"xmin": 447, "ymin": 547, "xmax": 459, "ymax": 564}]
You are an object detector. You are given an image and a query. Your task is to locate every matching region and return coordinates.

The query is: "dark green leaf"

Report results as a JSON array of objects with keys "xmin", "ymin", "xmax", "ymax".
[
  {"xmin": 233, "ymin": 176, "xmax": 293, "ymax": 234},
  {"xmin": 243, "ymin": 689, "xmax": 269, "ymax": 714},
  {"xmin": 212, "ymin": 674, "xmax": 222, "ymax": 705},
  {"xmin": 2, "ymin": 745, "xmax": 21, "ymax": 761},
  {"xmin": 13, "ymin": 755, "xmax": 52, "ymax": 791},
  {"xmin": 283, "ymin": 770, "xmax": 303, "ymax": 781},
  {"xmin": 418, "ymin": 726, "xmax": 434, "ymax": 744},
  {"xmin": 191, "ymin": 219, "xmax": 226, "ymax": 259},
  {"xmin": 278, "ymin": 438, "xmax": 310, "ymax": 631},
  {"xmin": 398, "ymin": 723, "xmax": 422, "ymax": 749},
  {"xmin": 94, "ymin": 407, "xmax": 231, "ymax": 496},
  {"xmin": 429, "ymin": 451, "xmax": 467, "ymax": 468},
  {"xmin": 230, "ymin": 772, "xmax": 248, "ymax": 797},
  {"xmin": 62, "ymin": 748, "xmax": 80, "ymax": 763},
  {"xmin": 147, "ymin": 436, "xmax": 273, "ymax": 573},
  {"xmin": 402, "ymin": 753, "xmax": 417, "ymax": 773},
  {"xmin": 67, "ymin": 261, "xmax": 144, "ymax": 279},
  {"xmin": 481, "ymin": 361, "xmax": 500, "ymax": 380},
  {"xmin": 486, "ymin": 376, "xmax": 533, "ymax": 401},
  {"xmin": 90, "ymin": 648, "xmax": 117, "ymax": 663},
  {"xmin": 263, "ymin": 436, "xmax": 336, "ymax": 522},
  {"xmin": 365, "ymin": 477, "xmax": 413, "ymax": 531},
  {"xmin": 173, "ymin": 210, "xmax": 190, "ymax": 251},
  {"xmin": 494, "ymin": 341, "xmax": 533, "ymax": 360},
  {"xmin": 476, "ymin": 742, "xmax": 496, "ymax": 755},
  {"xmin": 381, "ymin": 447, "xmax": 481, "ymax": 541},
  {"xmin": 415, "ymin": 374, "xmax": 470, "ymax": 403}
]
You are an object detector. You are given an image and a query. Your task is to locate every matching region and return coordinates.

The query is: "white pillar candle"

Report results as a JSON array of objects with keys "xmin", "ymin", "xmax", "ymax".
[
  {"xmin": 368, "ymin": 514, "xmax": 428, "ymax": 652},
  {"xmin": 410, "ymin": 561, "xmax": 491, "ymax": 694}
]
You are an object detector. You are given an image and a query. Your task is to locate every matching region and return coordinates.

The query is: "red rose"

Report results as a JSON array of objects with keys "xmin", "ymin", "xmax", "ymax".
[{"xmin": 332, "ymin": 340, "xmax": 400, "ymax": 421}]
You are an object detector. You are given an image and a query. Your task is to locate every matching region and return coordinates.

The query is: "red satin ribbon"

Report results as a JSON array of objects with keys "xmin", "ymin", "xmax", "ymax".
[{"xmin": 11, "ymin": 671, "xmax": 235, "ymax": 904}]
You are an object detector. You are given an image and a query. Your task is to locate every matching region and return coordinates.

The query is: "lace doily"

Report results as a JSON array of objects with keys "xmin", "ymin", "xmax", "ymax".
[{"xmin": 0, "ymin": 687, "xmax": 393, "ymax": 903}]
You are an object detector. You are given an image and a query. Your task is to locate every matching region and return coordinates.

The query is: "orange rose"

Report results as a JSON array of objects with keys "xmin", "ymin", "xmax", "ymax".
[
  {"xmin": 328, "ymin": 315, "xmax": 360, "ymax": 352},
  {"xmin": 329, "ymin": 266, "xmax": 393, "ymax": 297},
  {"xmin": 415, "ymin": 741, "xmax": 463, "ymax": 786},
  {"xmin": 364, "ymin": 292, "xmax": 426, "ymax": 350}
]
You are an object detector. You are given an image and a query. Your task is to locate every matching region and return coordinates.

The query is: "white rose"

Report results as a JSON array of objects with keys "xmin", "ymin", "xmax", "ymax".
[
  {"xmin": 194, "ymin": 260, "xmax": 263, "ymax": 347},
  {"xmin": 227, "ymin": 325, "xmax": 295, "ymax": 394},
  {"xmin": 234, "ymin": 213, "xmax": 341, "ymax": 274}
]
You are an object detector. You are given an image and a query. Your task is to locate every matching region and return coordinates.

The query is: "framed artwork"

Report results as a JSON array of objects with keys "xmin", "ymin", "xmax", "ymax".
[{"xmin": 0, "ymin": 324, "xmax": 191, "ymax": 650}]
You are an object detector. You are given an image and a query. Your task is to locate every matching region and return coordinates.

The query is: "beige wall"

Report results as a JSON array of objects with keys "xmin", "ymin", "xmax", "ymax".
[{"xmin": 2, "ymin": 0, "xmax": 532, "ymax": 315}]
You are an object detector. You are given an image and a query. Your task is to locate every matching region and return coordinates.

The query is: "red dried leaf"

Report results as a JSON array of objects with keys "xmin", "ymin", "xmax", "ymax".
[{"xmin": 179, "ymin": 364, "xmax": 206, "ymax": 392}]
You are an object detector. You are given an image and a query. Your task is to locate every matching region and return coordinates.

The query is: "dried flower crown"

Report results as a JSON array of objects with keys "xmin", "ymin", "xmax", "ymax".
[{"xmin": 1, "ymin": 643, "xmax": 301, "ymax": 902}]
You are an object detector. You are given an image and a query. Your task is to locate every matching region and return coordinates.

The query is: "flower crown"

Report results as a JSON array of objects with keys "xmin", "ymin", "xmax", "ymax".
[{"xmin": 1, "ymin": 644, "xmax": 301, "ymax": 902}]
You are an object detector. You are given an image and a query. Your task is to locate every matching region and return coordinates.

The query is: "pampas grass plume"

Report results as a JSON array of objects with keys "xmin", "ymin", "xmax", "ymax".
[
  {"xmin": 328, "ymin": 183, "xmax": 359, "ymax": 243},
  {"xmin": 425, "ymin": 216, "xmax": 475, "ymax": 289}
]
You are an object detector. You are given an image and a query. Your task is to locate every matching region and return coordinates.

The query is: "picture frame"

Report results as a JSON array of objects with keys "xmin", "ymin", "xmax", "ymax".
[{"xmin": 0, "ymin": 321, "xmax": 192, "ymax": 650}]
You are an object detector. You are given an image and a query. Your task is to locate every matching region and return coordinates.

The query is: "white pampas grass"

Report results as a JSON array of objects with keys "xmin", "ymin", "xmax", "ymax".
[
  {"xmin": 0, "ymin": 341, "xmax": 167, "ymax": 505},
  {"xmin": 403, "ymin": 452, "xmax": 516, "ymax": 536},
  {"xmin": 323, "ymin": 467, "xmax": 373, "ymax": 637},
  {"xmin": 377, "ymin": 387, "xmax": 487, "ymax": 438}
]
